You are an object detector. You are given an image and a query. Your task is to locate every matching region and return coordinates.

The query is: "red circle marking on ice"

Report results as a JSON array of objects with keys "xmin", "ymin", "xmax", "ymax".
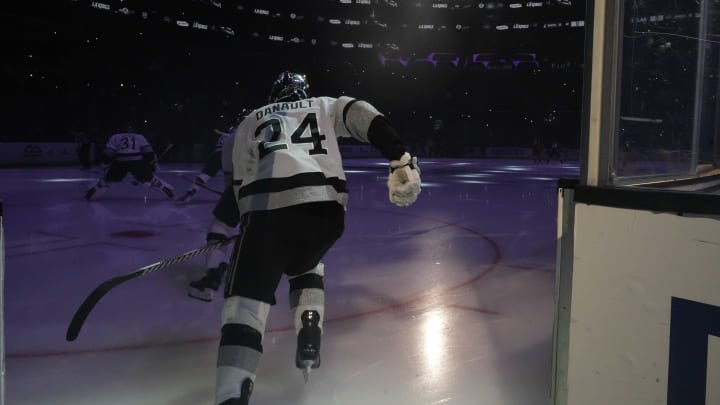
[{"xmin": 10, "ymin": 208, "xmax": 503, "ymax": 359}]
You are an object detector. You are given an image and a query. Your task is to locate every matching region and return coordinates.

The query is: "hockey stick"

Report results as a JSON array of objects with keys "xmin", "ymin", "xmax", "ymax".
[
  {"xmin": 177, "ymin": 174, "xmax": 223, "ymax": 196},
  {"xmin": 151, "ymin": 143, "xmax": 174, "ymax": 167},
  {"xmin": 65, "ymin": 234, "xmax": 240, "ymax": 342}
]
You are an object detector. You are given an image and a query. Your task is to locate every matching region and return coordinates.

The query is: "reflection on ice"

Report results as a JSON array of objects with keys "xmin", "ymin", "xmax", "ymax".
[
  {"xmin": 36, "ymin": 178, "xmax": 96, "ymax": 183},
  {"xmin": 420, "ymin": 308, "xmax": 449, "ymax": 383},
  {"xmin": 453, "ymin": 173, "xmax": 492, "ymax": 178},
  {"xmin": 456, "ymin": 180, "xmax": 493, "ymax": 185},
  {"xmin": 498, "ymin": 166, "xmax": 530, "ymax": 172}
]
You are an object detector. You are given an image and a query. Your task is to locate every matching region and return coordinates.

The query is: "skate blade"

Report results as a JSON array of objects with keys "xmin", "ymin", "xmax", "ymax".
[
  {"xmin": 188, "ymin": 288, "xmax": 213, "ymax": 302},
  {"xmin": 300, "ymin": 361, "xmax": 313, "ymax": 383}
]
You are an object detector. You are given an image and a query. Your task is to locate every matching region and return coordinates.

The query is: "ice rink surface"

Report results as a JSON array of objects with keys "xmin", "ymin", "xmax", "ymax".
[{"xmin": 1, "ymin": 158, "xmax": 578, "ymax": 405}]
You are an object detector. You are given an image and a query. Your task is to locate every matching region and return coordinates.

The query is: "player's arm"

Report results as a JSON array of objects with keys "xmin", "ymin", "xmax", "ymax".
[
  {"xmin": 100, "ymin": 146, "xmax": 115, "ymax": 166},
  {"xmin": 141, "ymin": 146, "xmax": 156, "ymax": 163},
  {"xmin": 334, "ymin": 96, "xmax": 405, "ymax": 160},
  {"xmin": 333, "ymin": 96, "xmax": 421, "ymax": 207},
  {"xmin": 100, "ymin": 137, "xmax": 116, "ymax": 166}
]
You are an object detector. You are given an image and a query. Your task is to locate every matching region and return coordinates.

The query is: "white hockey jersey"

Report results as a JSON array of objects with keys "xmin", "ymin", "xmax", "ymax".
[
  {"xmin": 232, "ymin": 96, "xmax": 371, "ymax": 216},
  {"xmin": 105, "ymin": 132, "xmax": 153, "ymax": 161}
]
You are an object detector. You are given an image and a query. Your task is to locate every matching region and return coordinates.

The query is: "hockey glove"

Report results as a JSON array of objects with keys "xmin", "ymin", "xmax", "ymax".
[{"xmin": 387, "ymin": 152, "xmax": 421, "ymax": 207}]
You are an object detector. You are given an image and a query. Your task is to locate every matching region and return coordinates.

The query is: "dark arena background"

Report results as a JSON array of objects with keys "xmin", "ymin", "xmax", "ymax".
[
  {"xmin": 1, "ymin": 1, "xmax": 592, "ymax": 404},
  {"xmin": 5, "ymin": 0, "xmax": 585, "ymax": 159}
]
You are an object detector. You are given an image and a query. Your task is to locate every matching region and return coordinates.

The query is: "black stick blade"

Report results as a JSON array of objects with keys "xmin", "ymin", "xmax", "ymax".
[
  {"xmin": 65, "ymin": 235, "xmax": 239, "ymax": 342},
  {"xmin": 66, "ymin": 272, "xmax": 142, "ymax": 341}
]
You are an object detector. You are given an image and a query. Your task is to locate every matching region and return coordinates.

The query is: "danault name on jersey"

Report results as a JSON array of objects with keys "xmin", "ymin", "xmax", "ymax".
[{"xmin": 255, "ymin": 100, "xmax": 315, "ymax": 120}]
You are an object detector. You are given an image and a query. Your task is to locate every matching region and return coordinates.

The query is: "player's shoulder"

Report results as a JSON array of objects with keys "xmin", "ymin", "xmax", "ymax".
[
  {"xmin": 311, "ymin": 96, "xmax": 342, "ymax": 106},
  {"xmin": 111, "ymin": 131, "xmax": 145, "ymax": 138},
  {"xmin": 107, "ymin": 132, "xmax": 124, "ymax": 142}
]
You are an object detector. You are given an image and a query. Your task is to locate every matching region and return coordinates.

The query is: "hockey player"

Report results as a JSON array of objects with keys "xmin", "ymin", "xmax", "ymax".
[
  {"xmin": 187, "ymin": 120, "xmax": 242, "ymax": 302},
  {"xmin": 177, "ymin": 111, "xmax": 249, "ymax": 204},
  {"xmin": 84, "ymin": 128, "xmax": 174, "ymax": 201},
  {"xmin": 177, "ymin": 127, "xmax": 233, "ymax": 204},
  {"xmin": 214, "ymin": 71, "xmax": 421, "ymax": 405}
]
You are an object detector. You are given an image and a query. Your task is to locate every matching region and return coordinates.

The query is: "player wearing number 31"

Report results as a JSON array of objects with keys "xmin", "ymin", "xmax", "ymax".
[
  {"xmin": 84, "ymin": 127, "xmax": 175, "ymax": 201},
  {"xmin": 214, "ymin": 71, "xmax": 421, "ymax": 404}
]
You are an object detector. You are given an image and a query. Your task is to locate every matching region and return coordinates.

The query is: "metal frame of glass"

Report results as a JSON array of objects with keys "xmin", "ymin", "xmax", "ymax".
[{"xmin": 581, "ymin": 0, "xmax": 720, "ymax": 190}]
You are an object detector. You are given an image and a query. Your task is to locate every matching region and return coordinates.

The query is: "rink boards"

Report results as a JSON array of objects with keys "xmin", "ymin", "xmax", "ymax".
[{"xmin": 553, "ymin": 185, "xmax": 720, "ymax": 405}]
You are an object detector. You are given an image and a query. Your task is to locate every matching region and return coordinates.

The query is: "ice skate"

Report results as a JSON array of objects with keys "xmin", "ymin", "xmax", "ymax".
[
  {"xmin": 149, "ymin": 177, "xmax": 174, "ymax": 199},
  {"xmin": 160, "ymin": 185, "xmax": 174, "ymax": 199},
  {"xmin": 188, "ymin": 263, "xmax": 227, "ymax": 302},
  {"xmin": 85, "ymin": 181, "xmax": 108, "ymax": 201},
  {"xmin": 176, "ymin": 189, "xmax": 197, "ymax": 204},
  {"xmin": 296, "ymin": 310, "xmax": 321, "ymax": 382}
]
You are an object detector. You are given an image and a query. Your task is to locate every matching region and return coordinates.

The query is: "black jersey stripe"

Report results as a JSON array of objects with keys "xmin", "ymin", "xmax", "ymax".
[
  {"xmin": 237, "ymin": 172, "xmax": 347, "ymax": 199},
  {"xmin": 220, "ymin": 323, "xmax": 263, "ymax": 352}
]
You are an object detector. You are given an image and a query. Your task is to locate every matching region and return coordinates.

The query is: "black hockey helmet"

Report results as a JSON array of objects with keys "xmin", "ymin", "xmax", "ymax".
[{"xmin": 269, "ymin": 71, "xmax": 310, "ymax": 103}]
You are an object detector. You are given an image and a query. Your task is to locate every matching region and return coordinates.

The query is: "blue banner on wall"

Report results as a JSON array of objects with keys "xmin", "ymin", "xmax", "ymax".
[{"xmin": 667, "ymin": 297, "xmax": 720, "ymax": 405}]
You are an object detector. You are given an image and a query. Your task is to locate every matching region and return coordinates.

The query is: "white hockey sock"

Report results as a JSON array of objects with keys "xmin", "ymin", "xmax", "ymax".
[
  {"xmin": 288, "ymin": 263, "xmax": 325, "ymax": 334},
  {"xmin": 216, "ymin": 297, "xmax": 270, "ymax": 403}
]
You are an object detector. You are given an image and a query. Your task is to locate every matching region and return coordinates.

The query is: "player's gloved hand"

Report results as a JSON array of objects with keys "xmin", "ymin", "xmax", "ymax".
[{"xmin": 387, "ymin": 152, "xmax": 421, "ymax": 207}]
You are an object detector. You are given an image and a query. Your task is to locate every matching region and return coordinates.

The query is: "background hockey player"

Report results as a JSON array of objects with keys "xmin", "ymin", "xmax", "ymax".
[
  {"xmin": 177, "ymin": 111, "xmax": 249, "ymax": 204},
  {"xmin": 84, "ymin": 127, "xmax": 174, "ymax": 201},
  {"xmin": 187, "ymin": 113, "xmax": 246, "ymax": 302},
  {"xmin": 214, "ymin": 71, "xmax": 421, "ymax": 405}
]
